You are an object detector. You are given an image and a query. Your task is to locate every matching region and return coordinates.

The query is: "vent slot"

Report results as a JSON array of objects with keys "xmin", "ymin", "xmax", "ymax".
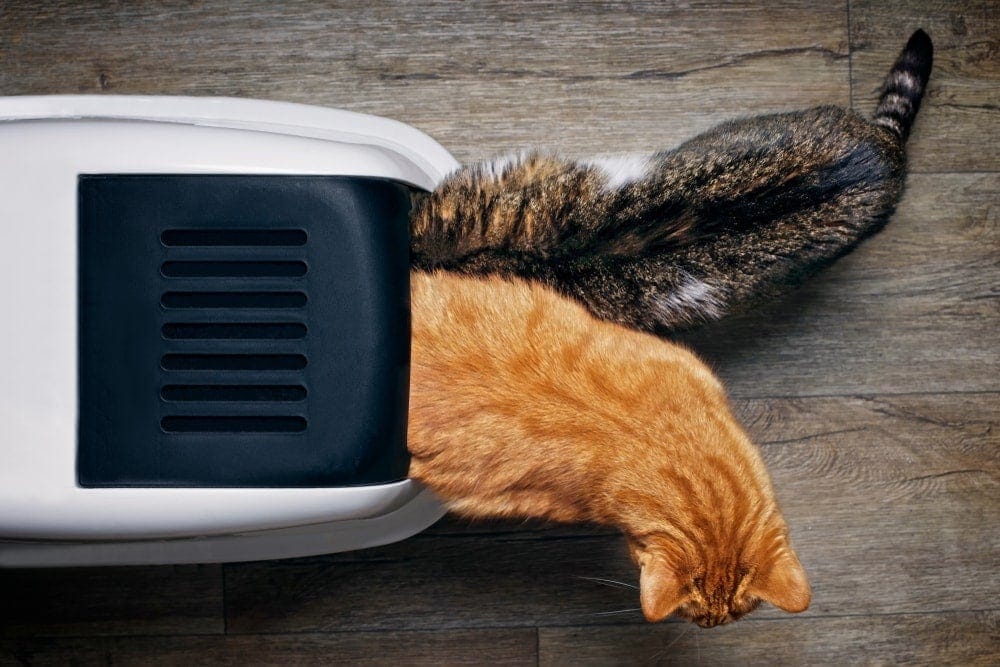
[
  {"xmin": 160, "ymin": 216, "xmax": 310, "ymax": 433},
  {"xmin": 161, "ymin": 415, "xmax": 307, "ymax": 433},
  {"xmin": 161, "ymin": 229, "xmax": 307, "ymax": 247},
  {"xmin": 161, "ymin": 291, "xmax": 307, "ymax": 309},
  {"xmin": 161, "ymin": 384, "xmax": 308, "ymax": 402},
  {"xmin": 162, "ymin": 322, "xmax": 307, "ymax": 340},
  {"xmin": 161, "ymin": 353, "xmax": 307, "ymax": 371},
  {"xmin": 161, "ymin": 261, "xmax": 308, "ymax": 278}
]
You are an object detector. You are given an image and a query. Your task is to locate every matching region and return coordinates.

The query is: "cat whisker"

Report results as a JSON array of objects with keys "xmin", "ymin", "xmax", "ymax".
[
  {"xmin": 574, "ymin": 575, "xmax": 638, "ymax": 590},
  {"xmin": 648, "ymin": 623, "xmax": 693, "ymax": 663},
  {"xmin": 588, "ymin": 607, "xmax": 642, "ymax": 616}
]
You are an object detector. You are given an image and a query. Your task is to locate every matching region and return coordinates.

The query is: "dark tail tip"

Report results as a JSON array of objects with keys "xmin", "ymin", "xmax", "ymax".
[
  {"xmin": 873, "ymin": 29, "xmax": 934, "ymax": 141},
  {"xmin": 904, "ymin": 29, "xmax": 934, "ymax": 81}
]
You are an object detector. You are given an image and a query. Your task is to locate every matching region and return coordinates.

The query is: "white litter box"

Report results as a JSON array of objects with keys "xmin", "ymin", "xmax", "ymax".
[{"xmin": 0, "ymin": 96, "xmax": 456, "ymax": 566}]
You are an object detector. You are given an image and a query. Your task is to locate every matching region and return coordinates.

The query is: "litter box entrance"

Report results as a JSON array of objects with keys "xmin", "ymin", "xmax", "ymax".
[{"xmin": 77, "ymin": 175, "xmax": 412, "ymax": 488}]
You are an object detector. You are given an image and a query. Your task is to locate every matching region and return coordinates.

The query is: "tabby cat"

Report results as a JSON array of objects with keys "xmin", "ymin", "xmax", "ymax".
[
  {"xmin": 408, "ymin": 271, "xmax": 810, "ymax": 626},
  {"xmin": 411, "ymin": 31, "xmax": 933, "ymax": 334}
]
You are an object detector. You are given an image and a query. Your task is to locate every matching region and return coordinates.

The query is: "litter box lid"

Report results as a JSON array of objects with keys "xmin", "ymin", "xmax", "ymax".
[
  {"xmin": 0, "ymin": 95, "xmax": 456, "ymax": 189},
  {"xmin": 0, "ymin": 96, "xmax": 457, "ymax": 542}
]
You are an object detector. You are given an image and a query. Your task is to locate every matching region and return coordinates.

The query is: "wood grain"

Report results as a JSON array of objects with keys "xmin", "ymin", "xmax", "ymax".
[
  {"xmin": 850, "ymin": 0, "xmax": 999, "ymax": 173},
  {"xmin": 0, "ymin": 2, "xmax": 996, "ymax": 663},
  {"xmin": 0, "ymin": 0, "xmax": 850, "ymax": 162},
  {"xmin": 539, "ymin": 610, "xmax": 1000, "ymax": 665},
  {"xmin": 676, "ymin": 173, "xmax": 999, "ymax": 397},
  {"xmin": 3, "ymin": 1, "xmax": 985, "ymax": 171},
  {"xmin": 220, "ymin": 392, "xmax": 996, "ymax": 633},
  {"xmin": 0, "ymin": 565, "xmax": 223, "ymax": 638},
  {"xmin": 0, "ymin": 628, "xmax": 538, "ymax": 666}
]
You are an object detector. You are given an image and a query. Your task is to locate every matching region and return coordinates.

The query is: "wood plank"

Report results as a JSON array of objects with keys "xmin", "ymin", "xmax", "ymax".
[
  {"xmin": 850, "ymin": 0, "xmax": 999, "ymax": 173},
  {"xmin": 0, "ymin": 3, "xmax": 996, "ymax": 661},
  {"xmin": 225, "ymin": 532, "xmax": 640, "ymax": 634},
  {"xmin": 747, "ymin": 392, "xmax": 999, "ymax": 619},
  {"xmin": 538, "ymin": 610, "xmax": 1000, "ymax": 666},
  {"xmin": 675, "ymin": 173, "xmax": 999, "ymax": 397},
  {"xmin": 0, "ymin": 1, "xmax": 850, "ymax": 162},
  {"xmin": 0, "ymin": 628, "xmax": 537, "ymax": 666},
  {"xmin": 224, "ymin": 392, "xmax": 997, "ymax": 633},
  {"xmin": 0, "ymin": 565, "xmax": 223, "ymax": 638}
]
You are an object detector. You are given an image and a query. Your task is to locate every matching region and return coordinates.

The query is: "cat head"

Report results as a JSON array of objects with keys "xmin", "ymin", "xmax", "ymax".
[
  {"xmin": 626, "ymin": 530, "xmax": 810, "ymax": 626},
  {"xmin": 608, "ymin": 347, "xmax": 811, "ymax": 626}
]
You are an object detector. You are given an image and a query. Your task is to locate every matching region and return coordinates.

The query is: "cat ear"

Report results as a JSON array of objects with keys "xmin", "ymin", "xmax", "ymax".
[
  {"xmin": 751, "ymin": 550, "xmax": 811, "ymax": 613},
  {"xmin": 639, "ymin": 558, "xmax": 688, "ymax": 622}
]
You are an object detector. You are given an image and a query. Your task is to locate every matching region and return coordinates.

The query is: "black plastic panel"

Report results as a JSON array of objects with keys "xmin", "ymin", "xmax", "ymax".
[{"xmin": 77, "ymin": 175, "xmax": 412, "ymax": 487}]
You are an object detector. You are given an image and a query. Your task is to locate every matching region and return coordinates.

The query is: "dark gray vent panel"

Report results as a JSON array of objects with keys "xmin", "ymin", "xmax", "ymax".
[{"xmin": 77, "ymin": 175, "xmax": 412, "ymax": 487}]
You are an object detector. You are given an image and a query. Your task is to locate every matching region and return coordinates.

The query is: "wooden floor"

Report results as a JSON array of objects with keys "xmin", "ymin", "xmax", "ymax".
[{"xmin": 1, "ymin": 1, "xmax": 997, "ymax": 664}]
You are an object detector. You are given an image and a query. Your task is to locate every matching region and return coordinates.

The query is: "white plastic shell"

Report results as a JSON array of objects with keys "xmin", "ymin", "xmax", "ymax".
[{"xmin": 0, "ymin": 96, "xmax": 457, "ymax": 566}]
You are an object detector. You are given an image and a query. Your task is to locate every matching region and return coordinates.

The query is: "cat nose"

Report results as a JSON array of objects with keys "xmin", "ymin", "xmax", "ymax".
[{"xmin": 698, "ymin": 615, "xmax": 729, "ymax": 628}]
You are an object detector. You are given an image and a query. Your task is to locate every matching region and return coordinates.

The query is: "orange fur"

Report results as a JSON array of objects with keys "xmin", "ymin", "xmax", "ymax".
[{"xmin": 408, "ymin": 271, "xmax": 810, "ymax": 626}]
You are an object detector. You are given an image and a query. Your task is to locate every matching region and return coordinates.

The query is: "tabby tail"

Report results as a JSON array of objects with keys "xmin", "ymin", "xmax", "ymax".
[
  {"xmin": 873, "ymin": 29, "xmax": 934, "ymax": 141},
  {"xmin": 411, "ymin": 30, "xmax": 934, "ymax": 334}
]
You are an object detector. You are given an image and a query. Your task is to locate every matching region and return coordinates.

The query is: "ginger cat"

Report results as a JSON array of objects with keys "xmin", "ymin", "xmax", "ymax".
[{"xmin": 408, "ymin": 271, "xmax": 809, "ymax": 626}]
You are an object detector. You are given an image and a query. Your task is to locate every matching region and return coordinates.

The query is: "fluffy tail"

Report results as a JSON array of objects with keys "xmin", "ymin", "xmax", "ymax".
[{"xmin": 873, "ymin": 29, "xmax": 933, "ymax": 141}]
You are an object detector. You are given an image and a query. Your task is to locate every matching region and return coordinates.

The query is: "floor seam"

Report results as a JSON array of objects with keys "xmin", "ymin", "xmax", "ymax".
[
  {"xmin": 847, "ymin": 0, "xmax": 855, "ymax": 110},
  {"xmin": 6, "ymin": 608, "xmax": 996, "ymax": 641}
]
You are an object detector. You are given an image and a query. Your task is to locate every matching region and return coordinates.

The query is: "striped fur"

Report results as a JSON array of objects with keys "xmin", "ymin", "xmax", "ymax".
[
  {"xmin": 408, "ymin": 272, "xmax": 809, "ymax": 626},
  {"xmin": 874, "ymin": 29, "xmax": 934, "ymax": 140},
  {"xmin": 411, "ymin": 31, "xmax": 934, "ymax": 334}
]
